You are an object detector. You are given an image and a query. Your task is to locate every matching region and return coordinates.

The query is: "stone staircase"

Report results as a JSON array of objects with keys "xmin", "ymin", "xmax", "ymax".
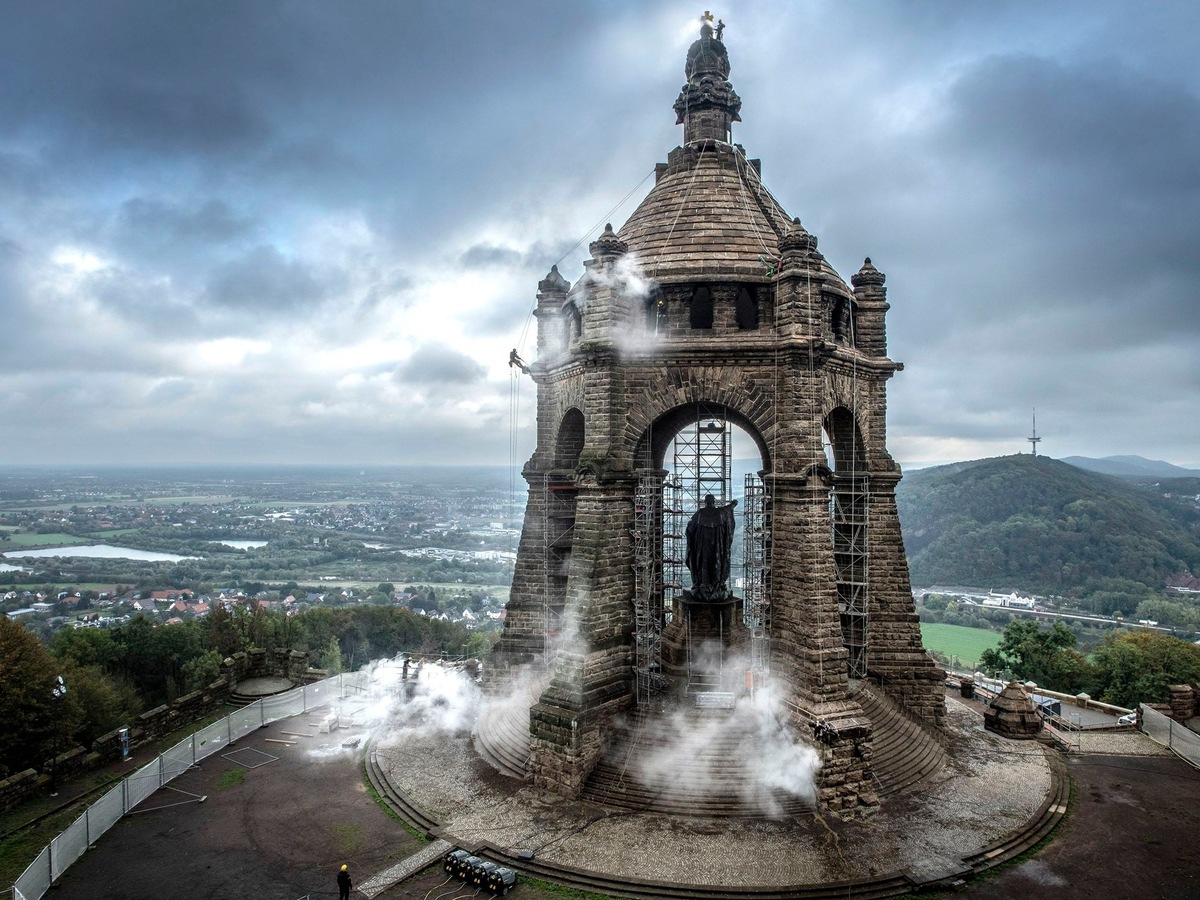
[
  {"xmin": 580, "ymin": 707, "xmax": 816, "ymax": 818},
  {"xmin": 472, "ymin": 680, "xmax": 947, "ymax": 812},
  {"xmin": 472, "ymin": 691, "xmax": 534, "ymax": 781},
  {"xmin": 851, "ymin": 681, "xmax": 946, "ymax": 796}
]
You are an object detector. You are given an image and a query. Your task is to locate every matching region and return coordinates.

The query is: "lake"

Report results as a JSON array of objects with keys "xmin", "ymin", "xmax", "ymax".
[{"xmin": 3, "ymin": 545, "xmax": 198, "ymax": 562}]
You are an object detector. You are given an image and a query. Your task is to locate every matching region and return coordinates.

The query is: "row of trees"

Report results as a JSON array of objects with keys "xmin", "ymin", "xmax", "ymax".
[
  {"xmin": 0, "ymin": 601, "xmax": 492, "ymax": 778},
  {"xmin": 978, "ymin": 619, "xmax": 1200, "ymax": 708}
]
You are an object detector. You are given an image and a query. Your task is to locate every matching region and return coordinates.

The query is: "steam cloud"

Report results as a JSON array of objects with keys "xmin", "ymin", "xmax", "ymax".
[{"xmin": 628, "ymin": 648, "xmax": 822, "ymax": 816}]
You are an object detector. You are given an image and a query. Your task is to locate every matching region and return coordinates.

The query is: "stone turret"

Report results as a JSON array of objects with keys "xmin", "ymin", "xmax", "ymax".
[
  {"xmin": 984, "ymin": 682, "xmax": 1044, "ymax": 739},
  {"xmin": 851, "ymin": 257, "xmax": 889, "ymax": 357},
  {"xmin": 674, "ymin": 14, "xmax": 742, "ymax": 145}
]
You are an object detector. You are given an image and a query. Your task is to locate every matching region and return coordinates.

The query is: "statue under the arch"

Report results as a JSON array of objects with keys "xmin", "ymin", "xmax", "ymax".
[
  {"xmin": 485, "ymin": 15, "xmax": 946, "ymax": 813},
  {"xmin": 685, "ymin": 494, "xmax": 737, "ymax": 603}
]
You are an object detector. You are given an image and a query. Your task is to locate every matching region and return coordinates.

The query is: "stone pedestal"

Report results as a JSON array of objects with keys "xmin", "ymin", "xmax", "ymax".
[{"xmin": 662, "ymin": 596, "xmax": 749, "ymax": 685}]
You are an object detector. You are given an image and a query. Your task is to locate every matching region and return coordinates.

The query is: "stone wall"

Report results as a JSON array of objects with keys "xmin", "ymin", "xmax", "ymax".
[
  {"xmin": 1168, "ymin": 684, "xmax": 1200, "ymax": 722},
  {"xmin": 220, "ymin": 647, "xmax": 312, "ymax": 685},
  {"xmin": 0, "ymin": 677, "xmax": 233, "ymax": 813}
]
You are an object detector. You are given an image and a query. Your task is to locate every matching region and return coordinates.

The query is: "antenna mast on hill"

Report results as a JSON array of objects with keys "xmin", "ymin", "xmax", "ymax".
[{"xmin": 1028, "ymin": 409, "xmax": 1041, "ymax": 457}]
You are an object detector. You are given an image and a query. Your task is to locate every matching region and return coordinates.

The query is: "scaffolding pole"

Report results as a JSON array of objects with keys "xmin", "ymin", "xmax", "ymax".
[
  {"xmin": 831, "ymin": 473, "xmax": 869, "ymax": 679},
  {"xmin": 743, "ymin": 473, "xmax": 771, "ymax": 685},
  {"xmin": 543, "ymin": 475, "xmax": 576, "ymax": 667},
  {"xmin": 632, "ymin": 474, "xmax": 667, "ymax": 702}
]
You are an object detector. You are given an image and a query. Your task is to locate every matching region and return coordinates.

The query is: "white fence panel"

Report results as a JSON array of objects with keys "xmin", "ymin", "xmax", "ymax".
[
  {"xmin": 49, "ymin": 814, "xmax": 88, "ymax": 880},
  {"xmin": 89, "ymin": 782, "xmax": 126, "ymax": 834},
  {"xmin": 230, "ymin": 704, "xmax": 262, "ymax": 742},
  {"xmin": 125, "ymin": 759, "xmax": 162, "ymax": 809},
  {"xmin": 262, "ymin": 688, "xmax": 304, "ymax": 722},
  {"xmin": 194, "ymin": 719, "xmax": 228, "ymax": 761},
  {"xmin": 13, "ymin": 845, "xmax": 51, "ymax": 900},
  {"xmin": 1141, "ymin": 704, "xmax": 1200, "ymax": 767},
  {"xmin": 1142, "ymin": 704, "xmax": 1172, "ymax": 744},
  {"xmin": 304, "ymin": 680, "xmax": 329, "ymax": 710},
  {"xmin": 161, "ymin": 735, "xmax": 194, "ymax": 782}
]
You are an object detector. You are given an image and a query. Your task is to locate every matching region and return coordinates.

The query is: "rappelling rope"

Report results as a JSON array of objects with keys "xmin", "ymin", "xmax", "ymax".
[
  {"xmin": 506, "ymin": 168, "xmax": 657, "ymax": 536},
  {"xmin": 512, "ymin": 169, "xmax": 656, "ymax": 361}
]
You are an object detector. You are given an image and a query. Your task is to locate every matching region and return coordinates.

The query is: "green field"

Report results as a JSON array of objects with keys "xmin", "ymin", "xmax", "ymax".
[
  {"xmin": 920, "ymin": 623, "xmax": 1002, "ymax": 671},
  {"xmin": 1, "ymin": 532, "xmax": 89, "ymax": 548}
]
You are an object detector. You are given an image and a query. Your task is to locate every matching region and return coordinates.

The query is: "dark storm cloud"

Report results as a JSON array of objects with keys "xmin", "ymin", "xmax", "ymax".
[
  {"xmin": 118, "ymin": 198, "xmax": 255, "ymax": 246},
  {"xmin": 88, "ymin": 267, "xmax": 203, "ymax": 337},
  {"xmin": 936, "ymin": 55, "xmax": 1200, "ymax": 312},
  {"xmin": 459, "ymin": 244, "xmax": 525, "ymax": 270},
  {"xmin": 394, "ymin": 344, "xmax": 486, "ymax": 386},
  {"xmin": 1, "ymin": 1, "xmax": 1197, "ymax": 466},
  {"xmin": 203, "ymin": 245, "xmax": 333, "ymax": 313},
  {"xmin": 85, "ymin": 84, "xmax": 270, "ymax": 156}
]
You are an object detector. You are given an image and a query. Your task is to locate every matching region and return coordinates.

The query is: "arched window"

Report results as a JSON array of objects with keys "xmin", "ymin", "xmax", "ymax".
[
  {"xmin": 690, "ymin": 286, "xmax": 714, "ymax": 329},
  {"xmin": 735, "ymin": 286, "xmax": 758, "ymax": 330},
  {"xmin": 828, "ymin": 294, "xmax": 856, "ymax": 345},
  {"xmin": 824, "ymin": 407, "xmax": 866, "ymax": 473},
  {"xmin": 555, "ymin": 408, "xmax": 585, "ymax": 470}
]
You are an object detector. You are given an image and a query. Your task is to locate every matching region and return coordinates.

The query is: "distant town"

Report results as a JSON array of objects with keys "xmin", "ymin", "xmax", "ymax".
[{"xmin": 0, "ymin": 466, "xmax": 520, "ymax": 638}]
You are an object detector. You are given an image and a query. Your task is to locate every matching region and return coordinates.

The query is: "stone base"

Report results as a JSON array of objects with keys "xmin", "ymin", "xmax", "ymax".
[
  {"xmin": 782, "ymin": 696, "xmax": 878, "ymax": 814},
  {"xmin": 661, "ymin": 596, "xmax": 750, "ymax": 684}
]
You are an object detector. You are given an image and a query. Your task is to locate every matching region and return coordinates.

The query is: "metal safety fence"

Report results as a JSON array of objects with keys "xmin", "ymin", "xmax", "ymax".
[
  {"xmin": 1140, "ymin": 704, "xmax": 1200, "ymax": 769},
  {"xmin": 11, "ymin": 670, "xmax": 371, "ymax": 900}
]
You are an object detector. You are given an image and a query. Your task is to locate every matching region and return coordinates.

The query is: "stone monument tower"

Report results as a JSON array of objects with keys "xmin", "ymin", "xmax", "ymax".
[{"xmin": 490, "ymin": 15, "xmax": 944, "ymax": 812}]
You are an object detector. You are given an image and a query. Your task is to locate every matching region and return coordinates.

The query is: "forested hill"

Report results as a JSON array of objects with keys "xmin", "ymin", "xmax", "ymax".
[{"xmin": 895, "ymin": 454, "xmax": 1200, "ymax": 596}]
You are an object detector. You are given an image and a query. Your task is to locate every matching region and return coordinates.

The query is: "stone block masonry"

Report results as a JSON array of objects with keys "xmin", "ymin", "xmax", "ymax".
[{"xmin": 491, "ymin": 19, "xmax": 944, "ymax": 814}]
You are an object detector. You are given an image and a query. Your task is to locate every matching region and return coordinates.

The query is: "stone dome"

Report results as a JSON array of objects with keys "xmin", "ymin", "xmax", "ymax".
[{"xmin": 614, "ymin": 21, "xmax": 851, "ymax": 293}]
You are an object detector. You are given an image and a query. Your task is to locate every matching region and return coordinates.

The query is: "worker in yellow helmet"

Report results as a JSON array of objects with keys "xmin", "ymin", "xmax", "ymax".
[{"xmin": 337, "ymin": 863, "xmax": 352, "ymax": 899}]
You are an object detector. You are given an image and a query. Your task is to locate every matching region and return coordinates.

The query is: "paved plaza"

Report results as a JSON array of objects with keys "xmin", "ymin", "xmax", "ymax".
[
  {"xmin": 30, "ymin": 682, "xmax": 1200, "ymax": 899},
  {"xmin": 374, "ymin": 695, "xmax": 1053, "ymax": 888}
]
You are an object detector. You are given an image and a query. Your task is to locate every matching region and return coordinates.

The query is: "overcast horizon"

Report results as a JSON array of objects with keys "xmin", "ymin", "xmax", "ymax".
[{"xmin": 2, "ymin": 2, "xmax": 1197, "ymax": 470}]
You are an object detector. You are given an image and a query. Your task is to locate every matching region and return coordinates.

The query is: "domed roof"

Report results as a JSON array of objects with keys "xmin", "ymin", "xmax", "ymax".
[
  {"xmin": 618, "ymin": 147, "xmax": 782, "ymax": 281},
  {"xmin": 613, "ymin": 21, "xmax": 850, "ymax": 292}
]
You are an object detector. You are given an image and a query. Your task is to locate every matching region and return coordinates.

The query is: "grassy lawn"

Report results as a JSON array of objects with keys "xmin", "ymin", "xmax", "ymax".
[
  {"xmin": 90, "ymin": 528, "xmax": 140, "ymax": 537},
  {"xmin": 920, "ymin": 622, "xmax": 1002, "ymax": 670},
  {"xmin": 1, "ymin": 532, "xmax": 89, "ymax": 549}
]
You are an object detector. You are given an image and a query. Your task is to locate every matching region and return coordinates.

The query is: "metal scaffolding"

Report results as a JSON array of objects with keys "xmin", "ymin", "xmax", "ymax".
[
  {"xmin": 668, "ymin": 413, "xmax": 734, "ymax": 693},
  {"xmin": 671, "ymin": 415, "xmax": 731, "ymax": 510},
  {"xmin": 743, "ymin": 474, "xmax": 771, "ymax": 679},
  {"xmin": 831, "ymin": 473, "xmax": 869, "ymax": 679},
  {"xmin": 632, "ymin": 474, "xmax": 667, "ymax": 702},
  {"xmin": 543, "ymin": 475, "xmax": 576, "ymax": 667},
  {"xmin": 661, "ymin": 475, "xmax": 686, "ymax": 627}
]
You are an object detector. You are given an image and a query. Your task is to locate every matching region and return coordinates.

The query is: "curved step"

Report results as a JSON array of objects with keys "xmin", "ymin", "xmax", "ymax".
[
  {"xmin": 580, "ymin": 708, "xmax": 816, "ymax": 818},
  {"xmin": 365, "ymin": 747, "xmax": 441, "ymax": 836},
  {"xmin": 473, "ymin": 682, "xmax": 539, "ymax": 780},
  {"xmin": 852, "ymin": 683, "xmax": 947, "ymax": 796}
]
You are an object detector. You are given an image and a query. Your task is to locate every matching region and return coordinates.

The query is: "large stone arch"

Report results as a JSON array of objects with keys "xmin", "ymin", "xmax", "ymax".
[
  {"xmin": 554, "ymin": 408, "xmax": 586, "ymax": 470},
  {"xmin": 622, "ymin": 366, "xmax": 777, "ymax": 471}
]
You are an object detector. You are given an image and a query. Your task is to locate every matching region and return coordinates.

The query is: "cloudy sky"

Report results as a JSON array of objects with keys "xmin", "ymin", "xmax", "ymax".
[{"xmin": 1, "ymin": 1, "xmax": 1197, "ymax": 469}]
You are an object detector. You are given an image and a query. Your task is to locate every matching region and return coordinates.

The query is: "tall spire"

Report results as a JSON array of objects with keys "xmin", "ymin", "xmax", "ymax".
[{"xmin": 673, "ymin": 11, "xmax": 742, "ymax": 145}]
